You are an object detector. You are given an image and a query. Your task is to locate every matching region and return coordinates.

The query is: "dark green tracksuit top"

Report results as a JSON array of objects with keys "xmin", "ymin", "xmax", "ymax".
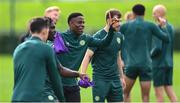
[
  {"xmin": 120, "ymin": 16, "xmax": 169, "ymax": 68},
  {"xmin": 57, "ymin": 28, "xmax": 114, "ymax": 86},
  {"xmin": 12, "ymin": 36, "xmax": 64, "ymax": 102},
  {"xmin": 151, "ymin": 23, "xmax": 174, "ymax": 68}
]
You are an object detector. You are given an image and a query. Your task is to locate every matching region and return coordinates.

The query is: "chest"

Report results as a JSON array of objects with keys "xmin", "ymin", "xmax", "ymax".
[
  {"xmin": 99, "ymin": 34, "xmax": 122, "ymax": 53},
  {"xmin": 62, "ymin": 34, "xmax": 88, "ymax": 55}
]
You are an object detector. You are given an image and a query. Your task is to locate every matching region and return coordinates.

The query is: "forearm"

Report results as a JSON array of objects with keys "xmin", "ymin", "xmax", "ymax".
[
  {"xmin": 59, "ymin": 65, "xmax": 79, "ymax": 78},
  {"xmin": 151, "ymin": 36, "xmax": 162, "ymax": 57},
  {"xmin": 88, "ymin": 26, "xmax": 114, "ymax": 47},
  {"xmin": 118, "ymin": 61, "xmax": 124, "ymax": 78},
  {"xmin": 81, "ymin": 58, "xmax": 90, "ymax": 74},
  {"xmin": 155, "ymin": 25, "xmax": 169, "ymax": 43},
  {"xmin": 81, "ymin": 50, "xmax": 92, "ymax": 74},
  {"xmin": 99, "ymin": 25, "xmax": 114, "ymax": 47},
  {"xmin": 117, "ymin": 53, "xmax": 124, "ymax": 78}
]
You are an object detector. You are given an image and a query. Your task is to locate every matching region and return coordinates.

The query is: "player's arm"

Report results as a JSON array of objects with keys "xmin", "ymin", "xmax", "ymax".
[
  {"xmin": 117, "ymin": 51, "xmax": 126, "ymax": 88},
  {"xmin": 87, "ymin": 25, "xmax": 114, "ymax": 47},
  {"xmin": 80, "ymin": 49, "xmax": 94, "ymax": 74},
  {"xmin": 151, "ymin": 18, "xmax": 170, "ymax": 43},
  {"xmin": 169, "ymin": 25, "xmax": 175, "ymax": 53},
  {"xmin": 46, "ymin": 47, "xmax": 65, "ymax": 102},
  {"xmin": 169, "ymin": 25, "xmax": 175, "ymax": 38},
  {"xmin": 57, "ymin": 60, "xmax": 87, "ymax": 79},
  {"xmin": 87, "ymin": 13, "xmax": 116, "ymax": 47},
  {"xmin": 151, "ymin": 36, "xmax": 162, "ymax": 58},
  {"xmin": 151, "ymin": 24, "xmax": 169, "ymax": 43}
]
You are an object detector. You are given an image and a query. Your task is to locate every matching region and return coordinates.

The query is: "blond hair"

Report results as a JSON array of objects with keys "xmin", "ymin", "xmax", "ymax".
[
  {"xmin": 44, "ymin": 6, "xmax": 61, "ymax": 15},
  {"xmin": 153, "ymin": 4, "xmax": 167, "ymax": 16},
  {"xmin": 124, "ymin": 11, "xmax": 134, "ymax": 21}
]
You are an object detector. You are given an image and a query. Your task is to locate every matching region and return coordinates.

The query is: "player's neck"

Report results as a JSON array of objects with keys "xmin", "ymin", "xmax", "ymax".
[
  {"xmin": 104, "ymin": 25, "xmax": 109, "ymax": 32},
  {"xmin": 32, "ymin": 34, "xmax": 45, "ymax": 42},
  {"xmin": 135, "ymin": 16, "xmax": 144, "ymax": 19}
]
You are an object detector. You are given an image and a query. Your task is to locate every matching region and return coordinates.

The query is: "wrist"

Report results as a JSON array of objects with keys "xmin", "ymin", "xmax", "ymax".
[
  {"xmin": 75, "ymin": 71, "xmax": 80, "ymax": 77},
  {"xmin": 104, "ymin": 25, "xmax": 110, "ymax": 32}
]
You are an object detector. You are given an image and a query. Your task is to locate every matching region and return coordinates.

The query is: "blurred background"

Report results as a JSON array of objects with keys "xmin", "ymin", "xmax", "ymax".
[{"xmin": 0, "ymin": 0, "xmax": 180, "ymax": 102}]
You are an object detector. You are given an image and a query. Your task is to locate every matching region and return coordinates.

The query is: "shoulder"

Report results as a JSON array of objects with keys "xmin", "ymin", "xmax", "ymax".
[
  {"xmin": 13, "ymin": 42, "xmax": 25, "ymax": 55},
  {"xmin": 94, "ymin": 29, "xmax": 107, "ymax": 38},
  {"xmin": 85, "ymin": 29, "xmax": 106, "ymax": 39},
  {"xmin": 145, "ymin": 21, "xmax": 156, "ymax": 27},
  {"xmin": 167, "ymin": 23, "xmax": 174, "ymax": 31},
  {"xmin": 61, "ymin": 31, "xmax": 69, "ymax": 37},
  {"xmin": 37, "ymin": 41, "xmax": 53, "ymax": 51}
]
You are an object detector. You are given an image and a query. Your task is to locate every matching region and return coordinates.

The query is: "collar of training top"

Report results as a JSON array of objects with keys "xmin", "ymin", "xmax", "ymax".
[
  {"xmin": 30, "ymin": 36, "xmax": 42, "ymax": 41},
  {"xmin": 67, "ymin": 29, "xmax": 83, "ymax": 39},
  {"xmin": 136, "ymin": 16, "xmax": 144, "ymax": 21}
]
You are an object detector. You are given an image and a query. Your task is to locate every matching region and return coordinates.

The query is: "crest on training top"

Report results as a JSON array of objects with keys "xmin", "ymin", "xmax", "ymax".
[
  {"xmin": 117, "ymin": 37, "xmax": 121, "ymax": 44},
  {"xmin": 80, "ymin": 40, "xmax": 86, "ymax": 46}
]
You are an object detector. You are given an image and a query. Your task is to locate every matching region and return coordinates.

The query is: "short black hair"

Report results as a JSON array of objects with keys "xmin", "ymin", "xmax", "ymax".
[
  {"xmin": 67, "ymin": 12, "xmax": 83, "ymax": 24},
  {"xmin": 44, "ymin": 17, "xmax": 55, "ymax": 29},
  {"xmin": 132, "ymin": 4, "xmax": 145, "ymax": 16},
  {"xmin": 105, "ymin": 9, "xmax": 121, "ymax": 20},
  {"xmin": 29, "ymin": 17, "xmax": 50, "ymax": 33}
]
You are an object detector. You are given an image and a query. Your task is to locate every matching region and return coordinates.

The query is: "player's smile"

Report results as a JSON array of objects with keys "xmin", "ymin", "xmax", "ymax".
[
  {"xmin": 72, "ymin": 16, "xmax": 85, "ymax": 35},
  {"xmin": 77, "ymin": 25, "xmax": 84, "ymax": 33}
]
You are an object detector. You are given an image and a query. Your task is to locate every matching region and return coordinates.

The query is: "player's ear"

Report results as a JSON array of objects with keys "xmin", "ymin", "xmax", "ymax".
[
  {"xmin": 69, "ymin": 20, "xmax": 74, "ymax": 25},
  {"xmin": 41, "ymin": 28, "xmax": 48, "ymax": 36}
]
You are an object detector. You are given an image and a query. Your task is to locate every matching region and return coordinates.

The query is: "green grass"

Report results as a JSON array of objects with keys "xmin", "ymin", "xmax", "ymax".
[
  {"xmin": 0, "ymin": 52, "xmax": 180, "ymax": 102},
  {"xmin": 0, "ymin": 0, "xmax": 180, "ymax": 34}
]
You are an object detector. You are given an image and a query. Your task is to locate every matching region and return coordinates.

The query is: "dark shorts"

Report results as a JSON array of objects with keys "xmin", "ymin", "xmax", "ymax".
[
  {"xmin": 63, "ymin": 85, "xmax": 80, "ymax": 102},
  {"xmin": 125, "ymin": 67, "xmax": 152, "ymax": 81},
  {"xmin": 153, "ymin": 67, "xmax": 173, "ymax": 87},
  {"xmin": 92, "ymin": 78, "xmax": 123, "ymax": 102}
]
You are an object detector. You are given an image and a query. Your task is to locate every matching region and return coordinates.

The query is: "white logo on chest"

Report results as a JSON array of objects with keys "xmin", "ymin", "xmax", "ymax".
[
  {"xmin": 80, "ymin": 40, "xmax": 85, "ymax": 46},
  {"xmin": 95, "ymin": 96, "xmax": 100, "ymax": 101},
  {"xmin": 116, "ymin": 37, "xmax": 121, "ymax": 44},
  {"xmin": 48, "ymin": 95, "xmax": 54, "ymax": 101}
]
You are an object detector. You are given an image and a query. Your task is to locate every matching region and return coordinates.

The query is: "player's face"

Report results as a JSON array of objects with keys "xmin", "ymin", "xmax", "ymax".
[
  {"xmin": 41, "ymin": 28, "xmax": 49, "ymax": 41},
  {"xmin": 48, "ymin": 23, "xmax": 56, "ymax": 41},
  {"xmin": 128, "ymin": 14, "xmax": 135, "ymax": 20},
  {"xmin": 112, "ymin": 15, "xmax": 121, "ymax": 31},
  {"xmin": 46, "ymin": 11, "xmax": 60, "ymax": 24},
  {"xmin": 153, "ymin": 11, "xmax": 161, "ymax": 22},
  {"xmin": 70, "ymin": 16, "xmax": 85, "ymax": 35}
]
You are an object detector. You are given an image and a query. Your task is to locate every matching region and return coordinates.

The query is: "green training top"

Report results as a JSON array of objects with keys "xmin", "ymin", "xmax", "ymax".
[
  {"xmin": 151, "ymin": 23, "xmax": 174, "ymax": 68},
  {"xmin": 12, "ymin": 36, "xmax": 64, "ymax": 102},
  {"xmin": 89, "ymin": 29, "xmax": 124, "ymax": 80},
  {"xmin": 57, "ymin": 28, "xmax": 114, "ymax": 86},
  {"xmin": 120, "ymin": 16, "xmax": 169, "ymax": 68}
]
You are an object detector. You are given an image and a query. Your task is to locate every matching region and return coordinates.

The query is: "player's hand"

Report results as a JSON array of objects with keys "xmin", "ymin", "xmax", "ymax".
[
  {"xmin": 120, "ymin": 77, "xmax": 126, "ymax": 90},
  {"xmin": 107, "ymin": 13, "xmax": 119, "ymax": 30},
  {"xmin": 79, "ymin": 73, "xmax": 90, "ymax": 81},
  {"xmin": 157, "ymin": 17, "xmax": 167, "ymax": 27}
]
